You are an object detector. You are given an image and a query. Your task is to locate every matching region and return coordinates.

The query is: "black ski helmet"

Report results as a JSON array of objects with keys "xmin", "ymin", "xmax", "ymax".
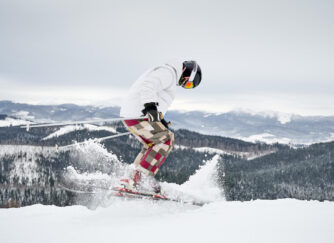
[{"xmin": 178, "ymin": 61, "xmax": 202, "ymax": 89}]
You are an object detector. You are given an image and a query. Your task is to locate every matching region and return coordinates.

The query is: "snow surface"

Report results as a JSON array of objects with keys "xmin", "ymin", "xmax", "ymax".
[
  {"xmin": 241, "ymin": 132, "xmax": 334, "ymax": 146},
  {"xmin": 174, "ymin": 144, "xmax": 234, "ymax": 156},
  {"xmin": 0, "ymin": 117, "xmax": 30, "ymax": 127},
  {"xmin": 240, "ymin": 133, "xmax": 292, "ymax": 145},
  {"xmin": 174, "ymin": 145, "xmax": 273, "ymax": 160},
  {"xmin": 1, "ymin": 199, "xmax": 333, "ymax": 243}
]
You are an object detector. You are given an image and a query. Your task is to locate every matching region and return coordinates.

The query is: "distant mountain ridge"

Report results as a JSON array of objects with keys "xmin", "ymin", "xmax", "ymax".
[
  {"xmin": 0, "ymin": 100, "xmax": 120, "ymax": 122},
  {"xmin": 1, "ymin": 100, "xmax": 334, "ymax": 145}
]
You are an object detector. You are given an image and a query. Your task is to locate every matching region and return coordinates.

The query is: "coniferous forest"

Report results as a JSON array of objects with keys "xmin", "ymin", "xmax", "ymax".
[{"xmin": 219, "ymin": 142, "xmax": 334, "ymax": 201}]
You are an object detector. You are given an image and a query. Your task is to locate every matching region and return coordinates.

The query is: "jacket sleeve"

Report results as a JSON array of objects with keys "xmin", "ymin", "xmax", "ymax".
[{"xmin": 139, "ymin": 67, "xmax": 174, "ymax": 105}]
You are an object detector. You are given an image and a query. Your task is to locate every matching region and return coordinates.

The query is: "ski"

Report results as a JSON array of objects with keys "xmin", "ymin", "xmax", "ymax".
[{"xmin": 59, "ymin": 183, "xmax": 206, "ymax": 206}]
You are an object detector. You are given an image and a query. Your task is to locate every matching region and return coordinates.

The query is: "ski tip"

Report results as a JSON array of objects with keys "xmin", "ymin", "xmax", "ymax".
[{"xmin": 152, "ymin": 194, "xmax": 167, "ymax": 200}]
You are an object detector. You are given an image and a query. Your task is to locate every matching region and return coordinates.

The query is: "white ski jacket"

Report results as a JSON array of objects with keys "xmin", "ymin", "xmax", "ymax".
[{"xmin": 120, "ymin": 60, "xmax": 183, "ymax": 118}]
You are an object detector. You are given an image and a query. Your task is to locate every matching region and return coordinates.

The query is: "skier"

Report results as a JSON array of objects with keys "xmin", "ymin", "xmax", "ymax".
[{"xmin": 120, "ymin": 60, "xmax": 202, "ymax": 193}]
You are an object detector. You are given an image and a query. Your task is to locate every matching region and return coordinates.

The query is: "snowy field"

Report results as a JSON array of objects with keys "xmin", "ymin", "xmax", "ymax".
[{"xmin": 1, "ymin": 199, "xmax": 334, "ymax": 243}]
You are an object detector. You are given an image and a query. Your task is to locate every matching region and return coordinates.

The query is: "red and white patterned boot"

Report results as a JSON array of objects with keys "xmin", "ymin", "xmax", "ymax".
[{"xmin": 120, "ymin": 170, "xmax": 142, "ymax": 192}]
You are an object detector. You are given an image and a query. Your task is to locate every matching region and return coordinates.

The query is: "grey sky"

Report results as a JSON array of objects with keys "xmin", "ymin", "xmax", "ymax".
[{"xmin": 0, "ymin": 0, "xmax": 333, "ymax": 115}]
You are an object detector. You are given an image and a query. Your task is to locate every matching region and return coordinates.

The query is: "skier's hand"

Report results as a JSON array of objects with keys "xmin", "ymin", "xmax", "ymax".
[
  {"xmin": 147, "ymin": 110, "xmax": 160, "ymax": 122},
  {"xmin": 143, "ymin": 102, "xmax": 160, "ymax": 122}
]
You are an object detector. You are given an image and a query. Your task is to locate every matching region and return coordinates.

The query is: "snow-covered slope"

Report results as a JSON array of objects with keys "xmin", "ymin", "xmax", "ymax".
[
  {"xmin": 1, "ymin": 199, "xmax": 333, "ymax": 243},
  {"xmin": 0, "ymin": 116, "xmax": 30, "ymax": 127},
  {"xmin": 1, "ymin": 152, "xmax": 334, "ymax": 243},
  {"xmin": 42, "ymin": 124, "xmax": 117, "ymax": 140},
  {"xmin": 174, "ymin": 145, "xmax": 274, "ymax": 160}
]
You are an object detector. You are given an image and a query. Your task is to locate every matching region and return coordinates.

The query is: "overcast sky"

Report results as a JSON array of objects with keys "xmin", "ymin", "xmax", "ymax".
[{"xmin": 0, "ymin": 0, "xmax": 333, "ymax": 115}]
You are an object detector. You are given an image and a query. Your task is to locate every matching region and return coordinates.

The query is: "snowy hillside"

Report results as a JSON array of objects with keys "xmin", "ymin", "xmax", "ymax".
[
  {"xmin": 1, "ymin": 199, "xmax": 333, "ymax": 243},
  {"xmin": 0, "ymin": 115, "xmax": 30, "ymax": 127},
  {"xmin": 42, "ymin": 124, "xmax": 117, "ymax": 140}
]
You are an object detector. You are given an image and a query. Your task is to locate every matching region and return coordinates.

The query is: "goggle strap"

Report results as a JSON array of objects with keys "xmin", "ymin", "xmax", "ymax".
[{"xmin": 188, "ymin": 61, "xmax": 198, "ymax": 83}]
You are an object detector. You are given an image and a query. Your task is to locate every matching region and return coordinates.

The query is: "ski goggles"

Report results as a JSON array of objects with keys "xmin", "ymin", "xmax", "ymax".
[
  {"xmin": 183, "ymin": 80, "xmax": 194, "ymax": 89},
  {"xmin": 180, "ymin": 77, "xmax": 194, "ymax": 89}
]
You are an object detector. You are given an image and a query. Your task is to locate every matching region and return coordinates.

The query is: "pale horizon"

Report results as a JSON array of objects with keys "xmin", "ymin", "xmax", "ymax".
[{"xmin": 1, "ymin": 90, "xmax": 334, "ymax": 117}]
